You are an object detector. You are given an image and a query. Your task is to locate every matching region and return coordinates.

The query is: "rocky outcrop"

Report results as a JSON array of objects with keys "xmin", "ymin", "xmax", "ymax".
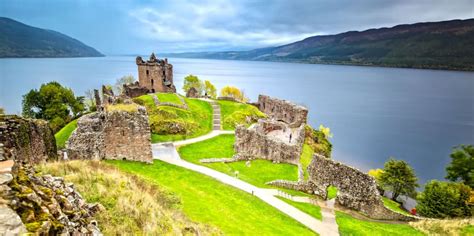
[
  {"xmin": 1, "ymin": 161, "xmax": 102, "ymax": 235},
  {"xmin": 258, "ymin": 95, "xmax": 308, "ymax": 128},
  {"xmin": 67, "ymin": 106, "xmax": 153, "ymax": 163},
  {"xmin": 0, "ymin": 115, "xmax": 57, "ymax": 163},
  {"xmin": 307, "ymin": 154, "xmax": 416, "ymax": 221},
  {"xmin": 233, "ymin": 120, "xmax": 305, "ymax": 165}
]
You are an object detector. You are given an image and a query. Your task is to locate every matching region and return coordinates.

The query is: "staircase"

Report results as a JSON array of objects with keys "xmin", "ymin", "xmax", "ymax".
[{"xmin": 210, "ymin": 100, "xmax": 221, "ymax": 130}]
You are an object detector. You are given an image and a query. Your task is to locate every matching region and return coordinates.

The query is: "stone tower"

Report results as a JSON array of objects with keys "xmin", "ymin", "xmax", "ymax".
[{"xmin": 136, "ymin": 53, "xmax": 176, "ymax": 93}]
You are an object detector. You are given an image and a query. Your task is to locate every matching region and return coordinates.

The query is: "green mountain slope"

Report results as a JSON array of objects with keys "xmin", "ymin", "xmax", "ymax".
[
  {"xmin": 0, "ymin": 17, "xmax": 104, "ymax": 58},
  {"xmin": 168, "ymin": 19, "xmax": 474, "ymax": 71}
]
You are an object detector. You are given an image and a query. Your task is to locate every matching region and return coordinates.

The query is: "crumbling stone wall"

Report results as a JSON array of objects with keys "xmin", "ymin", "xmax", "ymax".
[
  {"xmin": 1, "ymin": 161, "xmax": 101, "ymax": 234},
  {"xmin": 307, "ymin": 154, "xmax": 415, "ymax": 221},
  {"xmin": 67, "ymin": 106, "xmax": 152, "ymax": 163},
  {"xmin": 258, "ymin": 95, "xmax": 308, "ymax": 127},
  {"xmin": 233, "ymin": 120, "xmax": 305, "ymax": 165},
  {"xmin": 123, "ymin": 81, "xmax": 148, "ymax": 98},
  {"xmin": 0, "ymin": 115, "xmax": 57, "ymax": 164}
]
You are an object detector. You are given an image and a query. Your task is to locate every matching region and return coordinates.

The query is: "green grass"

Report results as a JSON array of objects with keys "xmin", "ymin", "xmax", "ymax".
[
  {"xmin": 300, "ymin": 144, "xmax": 314, "ymax": 180},
  {"xmin": 156, "ymin": 93, "xmax": 183, "ymax": 105},
  {"xmin": 382, "ymin": 197, "xmax": 411, "ymax": 216},
  {"xmin": 135, "ymin": 94, "xmax": 212, "ymax": 143},
  {"xmin": 335, "ymin": 211, "xmax": 424, "ymax": 236},
  {"xmin": 217, "ymin": 100, "xmax": 266, "ymax": 130},
  {"xmin": 327, "ymin": 186, "xmax": 338, "ymax": 199},
  {"xmin": 276, "ymin": 196, "xmax": 322, "ymax": 220},
  {"xmin": 54, "ymin": 119, "xmax": 77, "ymax": 149},
  {"xmin": 109, "ymin": 160, "xmax": 316, "ymax": 235},
  {"xmin": 461, "ymin": 225, "xmax": 474, "ymax": 236}
]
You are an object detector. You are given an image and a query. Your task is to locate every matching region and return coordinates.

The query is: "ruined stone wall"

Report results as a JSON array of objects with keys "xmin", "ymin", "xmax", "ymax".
[
  {"xmin": 258, "ymin": 95, "xmax": 308, "ymax": 127},
  {"xmin": 0, "ymin": 161, "xmax": 101, "ymax": 234},
  {"xmin": 234, "ymin": 120, "xmax": 305, "ymax": 165},
  {"xmin": 67, "ymin": 107, "xmax": 152, "ymax": 163},
  {"xmin": 136, "ymin": 55, "xmax": 176, "ymax": 93},
  {"xmin": 123, "ymin": 82, "xmax": 149, "ymax": 98},
  {"xmin": 0, "ymin": 115, "xmax": 57, "ymax": 164},
  {"xmin": 307, "ymin": 154, "xmax": 415, "ymax": 221}
]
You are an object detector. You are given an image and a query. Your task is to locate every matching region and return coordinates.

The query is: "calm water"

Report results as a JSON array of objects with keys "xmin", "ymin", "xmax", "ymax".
[{"xmin": 1, "ymin": 56, "xmax": 473, "ymax": 185}]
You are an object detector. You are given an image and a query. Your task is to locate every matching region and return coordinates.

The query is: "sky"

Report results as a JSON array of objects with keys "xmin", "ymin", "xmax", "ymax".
[{"xmin": 1, "ymin": 0, "xmax": 473, "ymax": 55}]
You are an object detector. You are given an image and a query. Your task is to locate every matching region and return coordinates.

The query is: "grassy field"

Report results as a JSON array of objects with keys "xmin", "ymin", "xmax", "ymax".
[
  {"xmin": 134, "ymin": 94, "xmax": 212, "ymax": 143},
  {"xmin": 54, "ymin": 119, "xmax": 77, "ymax": 149},
  {"xmin": 336, "ymin": 211, "xmax": 423, "ymax": 236},
  {"xmin": 276, "ymin": 197, "xmax": 322, "ymax": 220},
  {"xmin": 157, "ymin": 93, "xmax": 183, "ymax": 105},
  {"xmin": 217, "ymin": 100, "xmax": 266, "ymax": 130},
  {"xmin": 110, "ymin": 160, "xmax": 316, "ymax": 235},
  {"xmin": 382, "ymin": 197, "xmax": 411, "ymax": 216},
  {"xmin": 178, "ymin": 134, "xmax": 299, "ymax": 188},
  {"xmin": 38, "ymin": 161, "xmax": 219, "ymax": 235}
]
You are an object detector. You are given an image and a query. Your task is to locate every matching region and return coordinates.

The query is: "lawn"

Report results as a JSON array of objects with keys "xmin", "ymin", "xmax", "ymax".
[
  {"xmin": 134, "ymin": 94, "xmax": 212, "ymax": 143},
  {"xmin": 382, "ymin": 197, "xmax": 411, "ymax": 216},
  {"xmin": 300, "ymin": 144, "xmax": 314, "ymax": 180},
  {"xmin": 110, "ymin": 160, "xmax": 316, "ymax": 235},
  {"xmin": 335, "ymin": 211, "xmax": 423, "ymax": 236},
  {"xmin": 157, "ymin": 93, "xmax": 183, "ymax": 105},
  {"xmin": 54, "ymin": 119, "xmax": 77, "ymax": 149},
  {"xmin": 217, "ymin": 100, "xmax": 266, "ymax": 130},
  {"xmin": 276, "ymin": 196, "xmax": 322, "ymax": 220}
]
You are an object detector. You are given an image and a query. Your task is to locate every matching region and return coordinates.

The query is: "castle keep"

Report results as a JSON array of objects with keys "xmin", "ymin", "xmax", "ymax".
[{"xmin": 135, "ymin": 53, "xmax": 176, "ymax": 93}]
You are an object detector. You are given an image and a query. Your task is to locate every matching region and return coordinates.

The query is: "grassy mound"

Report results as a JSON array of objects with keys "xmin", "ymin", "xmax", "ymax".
[
  {"xmin": 110, "ymin": 160, "xmax": 316, "ymax": 235},
  {"xmin": 157, "ymin": 93, "xmax": 183, "ymax": 105},
  {"xmin": 38, "ymin": 161, "xmax": 219, "ymax": 235},
  {"xmin": 336, "ymin": 211, "xmax": 423, "ymax": 236},
  {"xmin": 382, "ymin": 197, "xmax": 411, "ymax": 216},
  {"xmin": 54, "ymin": 119, "xmax": 77, "ymax": 149},
  {"xmin": 134, "ymin": 94, "xmax": 212, "ymax": 142},
  {"xmin": 217, "ymin": 100, "xmax": 266, "ymax": 130}
]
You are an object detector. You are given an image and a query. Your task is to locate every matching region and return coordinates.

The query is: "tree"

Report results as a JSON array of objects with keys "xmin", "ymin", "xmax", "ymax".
[
  {"xmin": 0, "ymin": 107, "xmax": 4, "ymax": 115},
  {"xmin": 417, "ymin": 180, "xmax": 472, "ymax": 218},
  {"xmin": 446, "ymin": 145, "xmax": 474, "ymax": 188},
  {"xmin": 114, "ymin": 75, "xmax": 136, "ymax": 94},
  {"xmin": 204, "ymin": 80, "xmax": 217, "ymax": 98},
  {"xmin": 183, "ymin": 75, "xmax": 203, "ymax": 95},
  {"xmin": 22, "ymin": 81, "xmax": 85, "ymax": 132},
  {"xmin": 379, "ymin": 158, "xmax": 419, "ymax": 200},
  {"xmin": 220, "ymin": 86, "xmax": 248, "ymax": 102},
  {"xmin": 368, "ymin": 169, "xmax": 384, "ymax": 183}
]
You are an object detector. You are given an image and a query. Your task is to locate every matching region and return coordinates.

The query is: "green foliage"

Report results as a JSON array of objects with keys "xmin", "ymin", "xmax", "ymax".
[
  {"xmin": 110, "ymin": 160, "xmax": 315, "ymax": 235},
  {"xmin": 335, "ymin": 211, "xmax": 423, "ymax": 236},
  {"xmin": 182, "ymin": 75, "xmax": 203, "ymax": 95},
  {"xmin": 217, "ymin": 100, "xmax": 266, "ymax": 130},
  {"xmin": 0, "ymin": 107, "xmax": 4, "ymax": 115},
  {"xmin": 327, "ymin": 186, "xmax": 338, "ymax": 199},
  {"xmin": 22, "ymin": 81, "xmax": 85, "ymax": 132},
  {"xmin": 368, "ymin": 169, "xmax": 384, "ymax": 183},
  {"xmin": 204, "ymin": 80, "xmax": 217, "ymax": 98},
  {"xmin": 54, "ymin": 119, "xmax": 78, "ymax": 149},
  {"xmin": 417, "ymin": 180, "xmax": 473, "ymax": 218},
  {"xmin": 114, "ymin": 75, "xmax": 135, "ymax": 94},
  {"xmin": 446, "ymin": 145, "xmax": 474, "ymax": 188},
  {"xmin": 276, "ymin": 196, "xmax": 322, "ymax": 220},
  {"xmin": 379, "ymin": 158, "xmax": 419, "ymax": 200},
  {"xmin": 135, "ymin": 94, "xmax": 212, "ymax": 142},
  {"xmin": 220, "ymin": 86, "xmax": 249, "ymax": 102},
  {"xmin": 300, "ymin": 144, "xmax": 314, "ymax": 180},
  {"xmin": 304, "ymin": 125, "xmax": 332, "ymax": 158}
]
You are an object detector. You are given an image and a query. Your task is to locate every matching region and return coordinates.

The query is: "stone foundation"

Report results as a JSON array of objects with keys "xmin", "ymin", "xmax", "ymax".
[
  {"xmin": 257, "ymin": 95, "xmax": 308, "ymax": 128},
  {"xmin": 307, "ymin": 154, "xmax": 416, "ymax": 221},
  {"xmin": 233, "ymin": 120, "xmax": 305, "ymax": 165},
  {"xmin": 0, "ymin": 115, "xmax": 57, "ymax": 164},
  {"xmin": 67, "ymin": 106, "xmax": 152, "ymax": 163}
]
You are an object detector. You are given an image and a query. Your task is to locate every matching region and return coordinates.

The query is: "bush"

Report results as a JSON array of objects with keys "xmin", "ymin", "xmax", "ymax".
[
  {"xmin": 304, "ymin": 125, "xmax": 332, "ymax": 158},
  {"xmin": 417, "ymin": 180, "xmax": 473, "ymax": 218},
  {"xmin": 220, "ymin": 86, "xmax": 248, "ymax": 102}
]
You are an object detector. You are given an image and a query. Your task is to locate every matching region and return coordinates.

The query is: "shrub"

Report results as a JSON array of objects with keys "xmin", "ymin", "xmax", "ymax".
[
  {"xmin": 220, "ymin": 86, "xmax": 248, "ymax": 102},
  {"xmin": 304, "ymin": 125, "xmax": 332, "ymax": 158},
  {"xmin": 417, "ymin": 180, "xmax": 473, "ymax": 218}
]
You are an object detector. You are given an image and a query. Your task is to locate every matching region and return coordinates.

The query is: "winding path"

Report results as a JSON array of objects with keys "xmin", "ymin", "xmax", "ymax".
[{"xmin": 151, "ymin": 100, "xmax": 339, "ymax": 235}]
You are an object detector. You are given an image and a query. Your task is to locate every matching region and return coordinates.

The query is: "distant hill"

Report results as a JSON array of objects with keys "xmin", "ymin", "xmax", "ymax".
[
  {"xmin": 0, "ymin": 17, "xmax": 103, "ymax": 58},
  {"xmin": 166, "ymin": 19, "xmax": 474, "ymax": 71}
]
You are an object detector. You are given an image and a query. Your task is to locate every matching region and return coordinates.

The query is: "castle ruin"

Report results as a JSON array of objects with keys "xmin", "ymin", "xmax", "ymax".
[{"xmin": 135, "ymin": 53, "xmax": 176, "ymax": 94}]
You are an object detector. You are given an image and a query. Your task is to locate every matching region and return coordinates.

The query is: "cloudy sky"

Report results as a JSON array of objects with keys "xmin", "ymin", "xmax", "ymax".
[{"xmin": 1, "ymin": 0, "xmax": 473, "ymax": 54}]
